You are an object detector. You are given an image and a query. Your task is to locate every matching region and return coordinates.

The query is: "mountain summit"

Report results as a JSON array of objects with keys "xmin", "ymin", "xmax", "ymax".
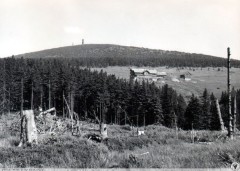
[{"xmin": 16, "ymin": 44, "xmax": 240, "ymax": 67}]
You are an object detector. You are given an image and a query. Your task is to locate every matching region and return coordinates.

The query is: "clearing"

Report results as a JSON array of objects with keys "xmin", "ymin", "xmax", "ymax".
[
  {"xmin": 91, "ymin": 66, "xmax": 240, "ymax": 100},
  {"xmin": 0, "ymin": 113, "xmax": 240, "ymax": 168}
]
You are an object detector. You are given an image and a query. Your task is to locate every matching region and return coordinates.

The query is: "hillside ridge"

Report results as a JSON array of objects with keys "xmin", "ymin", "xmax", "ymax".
[
  {"xmin": 12, "ymin": 44, "xmax": 240, "ymax": 67},
  {"xmin": 15, "ymin": 44, "xmax": 219, "ymax": 58}
]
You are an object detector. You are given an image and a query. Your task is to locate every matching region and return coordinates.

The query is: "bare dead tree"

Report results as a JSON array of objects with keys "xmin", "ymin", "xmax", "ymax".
[
  {"xmin": 70, "ymin": 91, "xmax": 74, "ymax": 134},
  {"xmin": 233, "ymin": 94, "xmax": 237, "ymax": 133},
  {"xmin": 62, "ymin": 91, "xmax": 65, "ymax": 118},
  {"xmin": 227, "ymin": 47, "xmax": 233, "ymax": 139},
  {"xmin": 215, "ymin": 98, "xmax": 225, "ymax": 132}
]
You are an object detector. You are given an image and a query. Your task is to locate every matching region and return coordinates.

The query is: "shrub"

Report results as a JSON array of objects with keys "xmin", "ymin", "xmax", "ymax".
[{"xmin": 103, "ymin": 138, "xmax": 124, "ymax": 152}]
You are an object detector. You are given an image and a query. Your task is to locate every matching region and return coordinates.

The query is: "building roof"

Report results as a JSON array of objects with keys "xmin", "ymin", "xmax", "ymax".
[
  {"xmin": 130, "ymin": 68, "xmax": 159, "ymax": 75},
  {"xmin": 147, "ymin": 69, "xmax": 158, "ymax": 74},
  {"xmin": 130, "ymin": 68, "xmax": 146, "ymax": 73},
  {"xmin": 179, "ymin": 71, "xmax": 192, "ymax": 76}
]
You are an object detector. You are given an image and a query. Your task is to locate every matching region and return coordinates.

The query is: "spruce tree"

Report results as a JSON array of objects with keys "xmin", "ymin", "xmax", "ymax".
[
  {"xmin": 161, "ymin": 84, "xmax": 175, "ymax": 128},
  {"xmin": 184, "ymin": 94, "xmax": 202, "ymax": 130},
  {"xmin": 176, "ymin": 94, "xmax": 187, "ymax": 129},
  {"xmin": 200, "ymin": 88, "xmax": 211, "ymax": 129},
  {"xmin": 209, "ymin": 93, "xmax": 221, "ymax": 130}
]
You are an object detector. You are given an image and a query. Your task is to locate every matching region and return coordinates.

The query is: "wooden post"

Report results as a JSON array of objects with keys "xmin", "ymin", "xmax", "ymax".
[
  {"xmin": 227, "ymin": 47, "xmax": 233, "ymax": 139},
  {"xmin": 215, "ymin": 98, "xmax": 225, "ymax": 132}
]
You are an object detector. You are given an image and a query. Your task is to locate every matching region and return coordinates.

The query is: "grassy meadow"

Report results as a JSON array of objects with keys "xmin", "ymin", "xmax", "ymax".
[
  {"xmin": 1, "ymin": 113, "xmax": 240, "ymax": 168},
  {"xmin": 91, "ymin": 66, "xmax": 240, "ymax": 100}
]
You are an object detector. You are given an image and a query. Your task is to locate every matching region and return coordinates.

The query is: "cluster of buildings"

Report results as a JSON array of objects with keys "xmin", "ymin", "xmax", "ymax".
[
  {"xmin": 130, "ymin": 68, "xmax": 167, "ymax": 82},
  {"xmin": 130, "ymin": 68, "xmax": 192, "ymax": 83}
]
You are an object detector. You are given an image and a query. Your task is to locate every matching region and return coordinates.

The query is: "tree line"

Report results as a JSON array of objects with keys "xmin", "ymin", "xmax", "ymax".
[
  {"xmin": 0, "ymin": 56, "xmax": 239, "ymax": 130},
  {"xmin": 16, "ymin": 44, "xmax": 240, "ymax": 67}
]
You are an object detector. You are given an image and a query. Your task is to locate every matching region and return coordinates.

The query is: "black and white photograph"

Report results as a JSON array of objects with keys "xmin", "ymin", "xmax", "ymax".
[{"xmin": 0, "ymin": 0, "xmax": 240, "ymax": 170}]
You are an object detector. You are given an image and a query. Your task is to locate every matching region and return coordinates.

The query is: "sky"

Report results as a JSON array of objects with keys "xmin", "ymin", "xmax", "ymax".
[{"xmin": 0, "ymin": 0, "xmax": 239, "ymax": 60}]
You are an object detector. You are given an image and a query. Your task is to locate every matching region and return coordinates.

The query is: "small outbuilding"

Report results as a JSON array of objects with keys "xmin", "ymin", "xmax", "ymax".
[{"xmin": 179, "ymin": 71, "xmax": 192, "ymax": 80}]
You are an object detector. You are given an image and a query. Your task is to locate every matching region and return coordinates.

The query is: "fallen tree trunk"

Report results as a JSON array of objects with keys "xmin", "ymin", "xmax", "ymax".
[{"xmin": 39, "ymin": 107, "xmax": 56, "ymax": 117}]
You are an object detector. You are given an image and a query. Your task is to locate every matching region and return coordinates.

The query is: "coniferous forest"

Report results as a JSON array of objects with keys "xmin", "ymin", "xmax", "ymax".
[{"xmin": 0, "ymin": 56, "xmax": 239, "ymax": 130}]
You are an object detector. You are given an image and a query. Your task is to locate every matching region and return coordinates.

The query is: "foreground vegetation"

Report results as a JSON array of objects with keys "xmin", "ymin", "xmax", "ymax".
[{"xmin": 0, "ymin": 113, "xmax": 240, "ymax": 168}]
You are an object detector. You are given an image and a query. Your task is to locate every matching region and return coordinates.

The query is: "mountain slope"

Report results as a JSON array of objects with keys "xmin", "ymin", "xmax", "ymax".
[{"xmin": 15, "ymin": 44, "xmax": 240, "ymax": 67}]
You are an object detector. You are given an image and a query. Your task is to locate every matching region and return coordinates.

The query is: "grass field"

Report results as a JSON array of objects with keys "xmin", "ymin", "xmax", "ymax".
[
  {"xmin": 1, "ymin": 113, "xmax": 240, "ymax": 168},
  {"xmin": 91, "ymin": 66, "xmax": 240, "ymax": 100}
]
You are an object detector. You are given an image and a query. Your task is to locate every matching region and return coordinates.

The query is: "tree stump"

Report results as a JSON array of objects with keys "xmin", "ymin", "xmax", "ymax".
[
  {"xmin": 18, "ymin": 110, "xmax": 38, "ymax": 147},
  {"xmin": 100, "ymin": 123, "xmax": 108, "ymax": 139}
]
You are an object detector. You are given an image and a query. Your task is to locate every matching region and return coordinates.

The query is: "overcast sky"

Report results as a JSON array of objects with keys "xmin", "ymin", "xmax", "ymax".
[{"xmin": 0, "ymin": 0, "xmax": 239, "ymax": 59}]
